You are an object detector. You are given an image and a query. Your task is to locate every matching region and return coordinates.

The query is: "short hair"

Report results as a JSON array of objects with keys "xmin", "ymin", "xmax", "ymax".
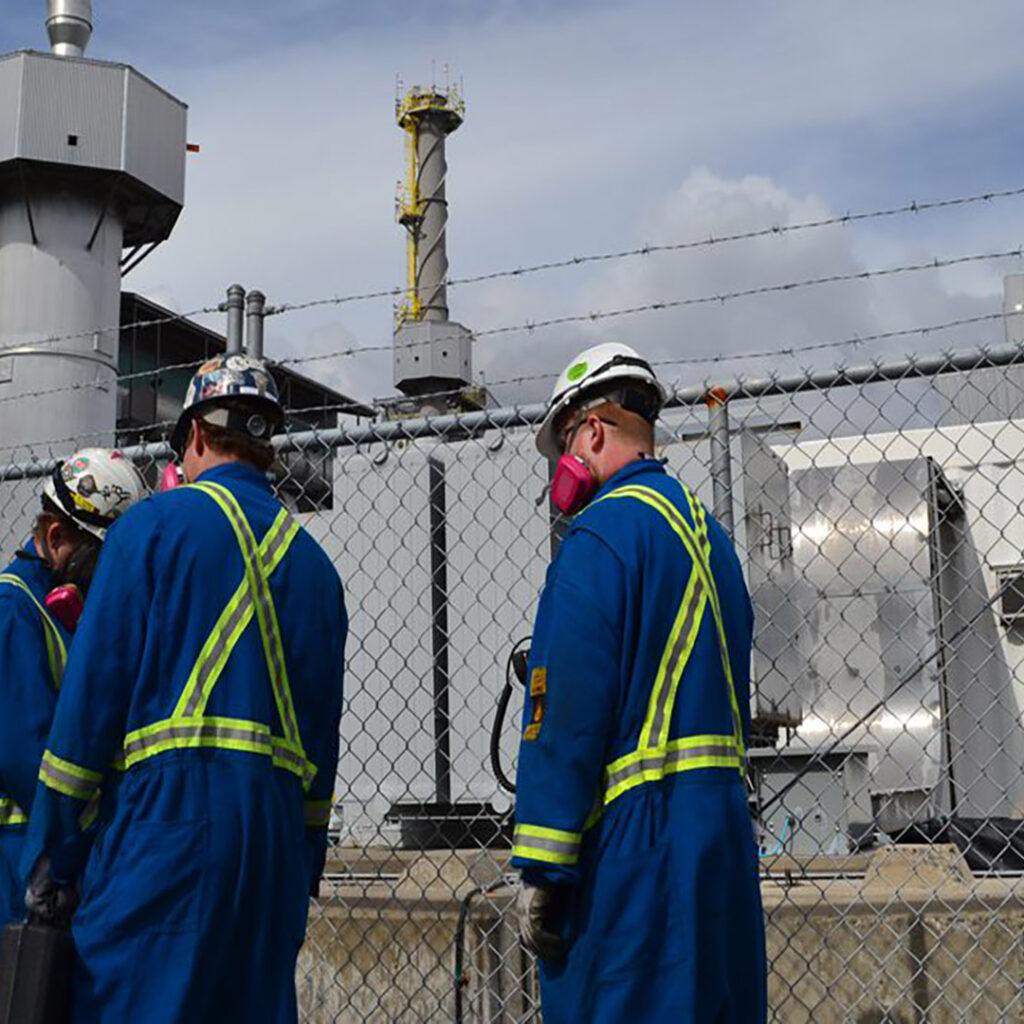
[
  {"xmin": 36, "ymin": 502, "xmax": 89, "ymax": 545},
  {"xmin": 196, "ymin": 416, "xmax": 276, "ymax": 473}
]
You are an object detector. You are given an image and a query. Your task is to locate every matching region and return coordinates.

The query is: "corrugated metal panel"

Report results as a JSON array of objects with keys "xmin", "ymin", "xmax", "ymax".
[
  {"xmin": 0, "ymin": 53, "xmax": 185, "ymax": 206},
  {"xmin": 19, "ymin": 55, "xmax": 123, "ymax": 170},
  {"xmin": 0, "ymin": 57, "xmax": 24, "ymax": 162},
  {"xmin": 123, "ymin": 70, "xmax": 186, "ymax": 205}
]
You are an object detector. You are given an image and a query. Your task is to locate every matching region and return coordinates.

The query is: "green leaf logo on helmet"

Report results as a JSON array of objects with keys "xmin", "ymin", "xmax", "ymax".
[{"xmin": 566, "ymin": 361, "xmax": 589, "ymax": 383}]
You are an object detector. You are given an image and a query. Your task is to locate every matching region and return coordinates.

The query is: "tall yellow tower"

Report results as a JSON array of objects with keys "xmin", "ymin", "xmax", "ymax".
[{"xmin": 391, "ymin": 78, "xmax": 475, "ymax": 408}]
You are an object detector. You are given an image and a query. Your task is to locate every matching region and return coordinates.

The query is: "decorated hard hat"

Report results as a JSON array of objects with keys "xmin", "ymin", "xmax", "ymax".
[
  {"xmin": 535, "ymin": 342, "xmax": 667, "ymax": 460},
  {"xmin": 42, "ymin": 448, "xmax": 148, "ymax": 540},
  {"xmin": 170, "ymin": 353, "xmax": 284, "ymax": 457}
]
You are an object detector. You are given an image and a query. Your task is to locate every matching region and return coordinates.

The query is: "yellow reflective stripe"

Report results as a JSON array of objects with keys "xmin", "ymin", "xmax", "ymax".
[
  {"xmin": 684, "ymin": 488, "xmax": 711, "ymax": 565},
  {"xmin": 304, "ymin": 799, "xmax": 332, "ymax": 827},
  {"xmin": 0, "ymin": 798, "xmax": 28, "ymax": 827},
  {"xmin": 39, "ymin": 750, "xmax": 102, "ymax": 801},
  {"xmin": 584, "ymin": 735, "xmax": 741, "ymax": 829},
  {"xmin": 512, "ymin": 824, "xmax": 582, "ymax": 865},
  {"xmin": 0, "ymin": 573, "xmax": 67, "ymax": 687},
  {"xmin": 120, "ymin": 716, "xmax": 317, "ymax": 788},
  {"xmin": 638, "ymin": 563, "xmax": 707, "ymax": 750},
  {"xmin": 78, "ymin": 792, "xmax": 100, "ymax": 830},
  {"xmin": 173, "ymin": 508, "xmax": 299, "ymax": 720},
  {"xmin": 189, "ymin": 484, "xmax": 304, "ymax": 752},
  {"xmin": 598, "ymin": 485, "xmax": 745, "ymax": 764}
]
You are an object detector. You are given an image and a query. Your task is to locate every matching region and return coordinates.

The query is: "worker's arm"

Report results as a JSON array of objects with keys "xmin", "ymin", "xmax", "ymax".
[
  {"xmin": 0, "ymin": 593, "xmax": 58, "ymax": 814},
  {"xmin": 511, "ymin": 526, "xmax": 626, "ymax": 887},
  {"xmin": 21, "ymin": 517, "xmax": 152, "ymax": 886},
  {"xmin": 302, "ymin": 579, "xmax": 347, "ymax": 897}
]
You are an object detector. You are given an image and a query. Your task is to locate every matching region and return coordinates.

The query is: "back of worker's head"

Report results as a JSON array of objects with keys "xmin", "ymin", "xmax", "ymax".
[
  {"xmin": 537, "ymin": 343, "xmax": 667, "ymax": 515},
  {"xmin": 171, "ymin": 354, "xmax": 285, "ymax": 481},
  {"xmin": 34, "ymin": 448, "xmax": 148, "ymax": 595}
]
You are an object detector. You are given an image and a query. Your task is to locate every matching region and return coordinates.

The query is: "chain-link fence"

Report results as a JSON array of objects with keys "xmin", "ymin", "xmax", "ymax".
[{"xmin": 5, "ymin": 339, "xmax": 1024, "ymax": 1021}]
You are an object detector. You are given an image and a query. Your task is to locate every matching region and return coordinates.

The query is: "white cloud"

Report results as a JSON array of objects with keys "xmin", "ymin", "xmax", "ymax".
[
  {"xmin": 113, "ymin": 0, "xmax": 1024, "ymax": 413},
  {"xmin": 470, "ymin": 169, "xmax": 997, "ymax": 407}
]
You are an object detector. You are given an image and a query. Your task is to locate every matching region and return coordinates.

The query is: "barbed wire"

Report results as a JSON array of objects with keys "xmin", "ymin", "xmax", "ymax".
[
  {"xmin": 0, "ymin": 240, "xmax": 1014, "ymax": 411},
  {"xmin": 284, "ymin": 312, "xmax": 1003, "ymax": 415},
  {"xmin": 274, "ymin": 249, "xmax": 1022, "ymax": 370},
  {"xmin": 1, "ymin": 183, "xmax": 1022, "ymax": 359},
  {"xmin": 0, "ymin": 304, "xmax": 224, "ymax": 360},
  {"xmin": 265, "ymin": 186, "xmax": 1024, "ymax": 315}
]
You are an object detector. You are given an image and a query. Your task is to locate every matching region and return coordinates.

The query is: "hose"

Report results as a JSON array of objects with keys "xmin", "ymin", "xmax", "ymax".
[
  {"xmin": 453, "ymin": 877, "xmax": 510, "ymax": 1023},
  {"xmin": 489, "ymin": 638, "xmax": 530, "ymax": 795}
]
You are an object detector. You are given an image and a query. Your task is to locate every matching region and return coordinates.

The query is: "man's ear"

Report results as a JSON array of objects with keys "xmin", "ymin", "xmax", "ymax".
[
  {"xmin": 190, "ymin": 418, "xmax": 204, "ymax": 458},
  {"xmin": 587, "ymin": 413, "xmax": 607, "ymax": 454}
]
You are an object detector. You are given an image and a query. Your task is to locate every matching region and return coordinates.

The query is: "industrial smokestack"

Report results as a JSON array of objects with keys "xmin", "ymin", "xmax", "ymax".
[{"xmin": 46, "ymin": 0, "xmax": 93, "ymax": 58}]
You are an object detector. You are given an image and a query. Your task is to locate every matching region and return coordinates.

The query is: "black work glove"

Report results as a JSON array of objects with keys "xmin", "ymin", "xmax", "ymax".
[
  {"xmin": 24, "ymin": 856, "xmax": 78, "ymax": 929},
  {"xmin": 516, "ymin": 881, "xmax": 565, "ymax": 961}
]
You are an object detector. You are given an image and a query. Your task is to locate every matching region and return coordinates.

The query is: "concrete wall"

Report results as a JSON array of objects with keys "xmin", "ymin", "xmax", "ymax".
[{"xmin": 297, "ymin": 846, "xmax": 1024, "ymax": 1023}]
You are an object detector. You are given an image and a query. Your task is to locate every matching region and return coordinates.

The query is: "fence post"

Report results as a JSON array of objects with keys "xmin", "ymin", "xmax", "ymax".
[
  {"xmin": 427, "ymin": 453, "xmax": 453, "ymax": 805},
  {"xmin": 706, "ymin": 386, "xmax": 735, "ymax": 537}
]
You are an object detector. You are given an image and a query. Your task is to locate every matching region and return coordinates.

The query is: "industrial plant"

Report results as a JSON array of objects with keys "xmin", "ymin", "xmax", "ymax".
[{"xmin": 2, "ymin": 3, "xmax": 1024, "ymax": 1022}]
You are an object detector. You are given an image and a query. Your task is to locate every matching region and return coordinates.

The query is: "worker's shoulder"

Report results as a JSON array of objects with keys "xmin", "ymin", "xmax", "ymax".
[
  {"xmin": 574, "ymin": 471, "xmax": 694, "ymax": 537},
  {"xmin": 110, "ymin": 485, "xmax": 204, "ymax": 534},
  {"xmin": 288, "ymin": 520, "xmax": 343, "ymax": 587}
]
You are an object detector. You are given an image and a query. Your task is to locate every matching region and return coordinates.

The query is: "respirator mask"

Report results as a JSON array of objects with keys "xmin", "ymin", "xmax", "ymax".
[
  {"xmin": 35, "ymin": 534, "xmax": 99, "ymax": 633},
  {"xmin": 540, "ymin": 416, "xmax": 599, "ymax": 517}
]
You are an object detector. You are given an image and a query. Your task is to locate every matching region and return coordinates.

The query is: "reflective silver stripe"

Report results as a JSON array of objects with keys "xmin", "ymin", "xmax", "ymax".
[
  {"xmin": 0, "ymin": 573, "xmax": 66, "ymax": 685},
  {"xmin": 178, "ymin": 509, "xmax": 298, "ymax": 720},
  {"xmin": 182, "ymin": 589, "xmax": 251, "ymax": 716},
  {"xmin": 196, "ymin": 485, "xmax": 301, "ymax": 747},
  {"xmin": 512, "ymin": 828, "xmax": 581, "ymax": 860},
  {"xmin": 647, "ymin": 573, "xmax": 706, "ymax": 744},
  {"xmin": 0, "ymin": 798, "xmax": 27, "ymax": 826},
  {"xmin": 609, "ymin": 485, "xmax": 746, "ymax": 763},
  {"xmin": 270, "ymin": 738, "xmax": 316, "ymax": 783},
  {"xmin": 604, "ymin": 742, "xmax": 740, "ymax": 793},
  {"xmin": 513, "ymin": 835, "xmax": 578, "ymax": 858},
  {"xmin": 262, "ymin": 512, "xmax": 297, "ymax": 572},
  {"xmin": 39, "ymin": 758, "xmax": 99, "ymax": 801},
  {"xmin": 181, "ymin": 590, "xmax": 253, "ymax": 717},
  {"xmin": 123, "ymin": 722, "xmax": 273, "ymax": 760}
]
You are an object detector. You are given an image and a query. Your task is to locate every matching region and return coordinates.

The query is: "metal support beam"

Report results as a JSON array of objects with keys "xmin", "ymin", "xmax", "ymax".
[
  {"xmin": 427, "ymin": 454, "xmax": 453, "ymax": 805},
  {"xmin": 706, "ymin": 386, "xmax": 735, "ymax": 537},
  {"xmin": 246, "ymin": 290, "xmax": 266, "ymax": 360},
  {"xmin": 223, "ymin": 283, "xmax": 245, "ymax": 355}
]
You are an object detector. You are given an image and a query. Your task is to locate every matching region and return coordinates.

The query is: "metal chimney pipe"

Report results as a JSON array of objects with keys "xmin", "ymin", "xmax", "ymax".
[
  {"xmin": 224, "ymin": 284, "xmax": 245, "ymax": 355},
  {"xmin": 245, "ymin": 290, "xmax": 266, "ymax": 360},
  {"xmin": 46, "ymin": 0, "xmax": 93, "ymax": 57}
]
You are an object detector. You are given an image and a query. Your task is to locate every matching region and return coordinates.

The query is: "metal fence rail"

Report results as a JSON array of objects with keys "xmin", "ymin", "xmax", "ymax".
[{"xmin": 5, "ymin": 339, "xmax": 1024, "ymax": 1021}]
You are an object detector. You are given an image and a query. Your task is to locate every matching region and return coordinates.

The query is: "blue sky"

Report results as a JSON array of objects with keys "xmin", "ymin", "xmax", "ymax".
[{"xmin": 6, "ymin": 0, "xmax": 1024, "ymax": 406}]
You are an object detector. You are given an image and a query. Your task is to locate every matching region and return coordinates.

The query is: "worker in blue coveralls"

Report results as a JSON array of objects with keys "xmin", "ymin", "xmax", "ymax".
[
  {"xmin": 512, "ymin": 342, "xmax": 766, "ymax": 1023},
  {"xmin": 0, "ymin": 448, "xmax": 147, "ymax": 932},
  {"xmin": 21, "ymin": 354, "xmax": 348, "ymax": 1023}
]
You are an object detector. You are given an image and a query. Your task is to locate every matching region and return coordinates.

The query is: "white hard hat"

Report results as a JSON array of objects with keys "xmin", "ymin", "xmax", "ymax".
[
  {"xmin": 42, "ymin": 448, "xmax": 148, "ymax": 540},
  {"xmin": 535, "ymin": 342, "xmax": 667, "ymax": 459}
]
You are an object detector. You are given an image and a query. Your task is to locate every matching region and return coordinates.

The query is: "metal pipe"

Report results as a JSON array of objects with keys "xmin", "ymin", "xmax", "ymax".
[
  {"xmin": 706, "ymin": 387, "xmax": 735, "ymax": 537},
  {"xmin": 427, "ymin": 454, "xmax": 452, "ymax": 805},
  {"xmin": 224, "ymin": 284, "xmax": 245, "ymax": 355},
  {"xmin": 46, "ymin": 0, "xmax": 92, "ymax": 57},
  {"xmin": 245, "ymin": 290, "xmax": 266, "ymax": 360},
  {"xmin": 4, "ymin": 338, "xmax": 1024, "ymax": 482}
]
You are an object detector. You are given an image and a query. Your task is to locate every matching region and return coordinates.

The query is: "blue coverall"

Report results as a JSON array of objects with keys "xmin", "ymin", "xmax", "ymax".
[
  {"xmin": 22, "ymin": 462, "xmax": 347, "ymax": 1023},
  {"xmin": 512, "ymin": 459, "xmax": 767, "ymax": 1023},
  {"xmin": 0, "ymin": 542, "xmax": 68, "ymax": 929}
]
